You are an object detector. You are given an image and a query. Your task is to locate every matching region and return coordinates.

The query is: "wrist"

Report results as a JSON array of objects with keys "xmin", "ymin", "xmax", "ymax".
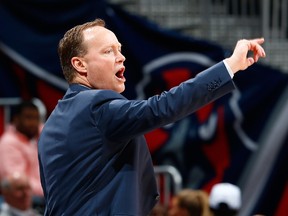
[
  {"xmin": 223, "ymin": 60, "xmax": 234, "ymax": 78},
  {"xmin": 224, "ymin": 57, "xmax": 238, "ymax": 74}
]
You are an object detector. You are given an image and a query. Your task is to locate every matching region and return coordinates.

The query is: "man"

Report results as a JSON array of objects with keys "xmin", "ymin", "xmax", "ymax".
[
  {"xmin": 0, "ymin": 100, "xmax": 43, "ymax": 197},
  {"xmin": 0, "ymin": 172, "xmax": 42, "ymax": 216},
  {"xmin": 38, "ymin": 18, "xmax": 266, "ymax": 215}
]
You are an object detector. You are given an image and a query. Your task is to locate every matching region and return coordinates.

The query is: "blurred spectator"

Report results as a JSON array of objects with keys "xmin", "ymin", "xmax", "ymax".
[
  {"xmin": 149, "ymin": 203, "xmax": 168, "ymax": 216},
  {"xmin": 209, "ymin": 183, "xmax": 241, "ymax": 216},
  {"xmin": 0, "ymin": 172, "xmax": 42, "ymax": 216},
  {"xmin": 168, "ymin": 189, "xmax": 212, "ymax": 216},
  {"xmin": 0, "ymin": 100, "xmax": 43, "ymax": 197}
]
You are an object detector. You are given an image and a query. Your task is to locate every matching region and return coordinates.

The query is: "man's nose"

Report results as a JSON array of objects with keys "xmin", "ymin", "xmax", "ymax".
[{"xmin": 117, "ymin": 52, "xmax": 125, "ymax": 62}]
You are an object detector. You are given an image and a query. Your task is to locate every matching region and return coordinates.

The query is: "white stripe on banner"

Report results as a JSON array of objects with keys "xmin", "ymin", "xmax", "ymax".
[
  {"xmin": 0, "ymin": 42, "xmax": 68, "ymax": 90},
  {"xmin": 238, "ymin": 84, "xmax": 288, "ymax": 216},
  {"xmin": 229, "ymin": 89, "xmax": 258, "ymax": 151}
]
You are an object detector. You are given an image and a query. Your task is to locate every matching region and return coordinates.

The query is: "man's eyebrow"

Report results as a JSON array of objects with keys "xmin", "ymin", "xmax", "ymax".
[{"xmin": 106, "ymin": 42, "xmax": 122, "ymax": 48}]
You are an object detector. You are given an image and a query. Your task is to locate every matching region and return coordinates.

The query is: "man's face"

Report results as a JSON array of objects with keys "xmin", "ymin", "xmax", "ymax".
[
  {"xmin": 15, "ymin": 107, "xmax": 40, "ymax": 140},
  {"xmin": 80, "ymin": 26, "xmax": 126, "ymax": 93}
]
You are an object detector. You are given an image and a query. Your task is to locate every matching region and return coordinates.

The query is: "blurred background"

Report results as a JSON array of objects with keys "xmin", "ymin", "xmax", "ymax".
[
  {"xmin": 110, "ymin": 0, "xmax": 288, "ymax": 73},
  {"xmin": 0, "ymin": 0, "xmax": 287, "ymax": 215}
]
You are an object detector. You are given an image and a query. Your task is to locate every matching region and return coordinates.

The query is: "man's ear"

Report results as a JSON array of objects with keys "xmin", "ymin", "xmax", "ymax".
[{"xmin": 71, "ymin": 57, "xmax": 87, "ymax": 74}]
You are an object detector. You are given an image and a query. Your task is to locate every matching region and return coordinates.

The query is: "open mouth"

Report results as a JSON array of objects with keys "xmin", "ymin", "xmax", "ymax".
[{"xmin": 115, "ymin": 67, "xmax": 126, "ymax": 81}]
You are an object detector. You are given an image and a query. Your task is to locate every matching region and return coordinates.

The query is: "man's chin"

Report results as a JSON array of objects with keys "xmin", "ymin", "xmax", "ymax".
[
  {"xmin": 115, "ymin": 85, "xmax": 125, "ymax": 93},
  {"xmin": 27, "ymin": 132, "xmax": 38, "ymax": 139}
]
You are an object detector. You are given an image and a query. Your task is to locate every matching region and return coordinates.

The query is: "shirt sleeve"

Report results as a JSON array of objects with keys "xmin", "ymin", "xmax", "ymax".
[{"xmin": 223, "ymin": 60, "xmax": 234, "ymax": 78}]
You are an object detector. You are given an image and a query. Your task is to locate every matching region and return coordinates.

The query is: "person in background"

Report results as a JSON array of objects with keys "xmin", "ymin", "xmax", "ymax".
[
  {"xmin": 38, "ymin": 18, "xmax": 266, "ymax": 215},
  {"xmin": 168, "ymin": 189, "xmax": 212, "ymax": 216},
  {"xmin": 209, "ymin": 183, "xmax": 241, "ymax": 216},
  {"xmin": 0, "ymin": 100, "xmax": 43, "ymax": 197},
  {"xmin": 149, "ymin": 203, "xmax": 168, "ymax": 216},
  {"xmin": 0, "ymin": 172, "xmax": 42, "ymax": 216}
]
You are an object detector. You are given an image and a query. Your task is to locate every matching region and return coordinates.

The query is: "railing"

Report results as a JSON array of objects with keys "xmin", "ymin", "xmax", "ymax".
[
  {"xmin": 262, "ymin": 0, "xmax": 288, "ymax": 40},
  {"xmin": 109, "ymin": 0, "xmax": 288, "ymax": 40},
  {"xmin": 154, "ymin": 165, "xmax": 182, "ymax": 207},
  {"xmin": 108, "ymin": 0, "xmax": 288, "ymax": 72}
]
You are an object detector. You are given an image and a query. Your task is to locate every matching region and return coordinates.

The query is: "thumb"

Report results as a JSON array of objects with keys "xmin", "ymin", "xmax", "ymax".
[{"xmin": 247, "ymin": 57, "xmax": 255, "ymax": 67}]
